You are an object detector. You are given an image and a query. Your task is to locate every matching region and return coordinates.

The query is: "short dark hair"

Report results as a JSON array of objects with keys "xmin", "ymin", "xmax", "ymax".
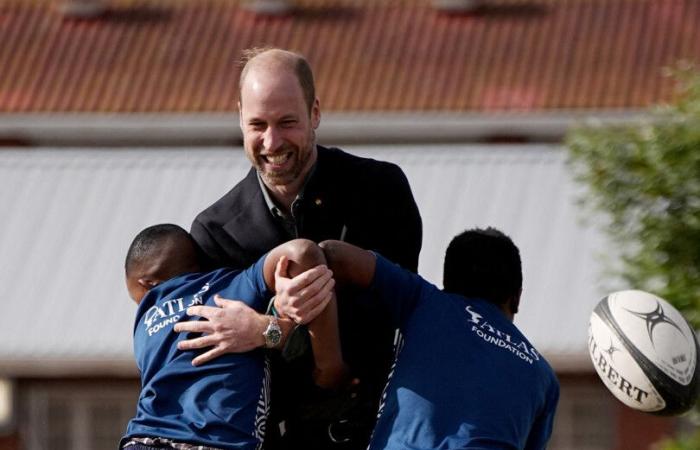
[
  {"xmin": 125, "ymin": 224, "xmax": 195, "ymax": 275},
  {"xmin": 239, "ymin": 47, "xmax": 316, "ymax": 114},
  {"xmin": 443, "ymin": 227, "xmax": 522, "ymax": 305}
]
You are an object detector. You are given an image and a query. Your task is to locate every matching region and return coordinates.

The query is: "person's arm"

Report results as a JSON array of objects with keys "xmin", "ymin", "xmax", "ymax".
[
  {"xmin": 263, "ymin": 240, "xmax": 347, "ymax": 389},
  {"xmin": 174, "ymin": 294, "xmax": 298, "ymax": 365},
  {"xmin": 174, "ymin": 266, "xmax": 334, "ymax": 363},
  {"xmin": 272, "ymin": 240, "xmax": 377, "ymax": 321},
  {"xmin": 175, "ymin": 239, "xmax": 347, "ymax": 389},
  {"xmin": 319, "ymin": 240, "xmax": 423, "ymax": 328},
  {"xmin": 317, "ymin": 240, "xmax": 376, "ymax": 288}
]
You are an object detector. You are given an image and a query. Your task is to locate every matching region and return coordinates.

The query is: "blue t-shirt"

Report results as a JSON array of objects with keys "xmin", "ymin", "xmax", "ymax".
[
  {"xmin": 368, "ymin": 254, "xmax": 560, "ymax": 450},
  {"xmin": 124, "ymin": 256, "xmax": 271, "ymax": 450}
]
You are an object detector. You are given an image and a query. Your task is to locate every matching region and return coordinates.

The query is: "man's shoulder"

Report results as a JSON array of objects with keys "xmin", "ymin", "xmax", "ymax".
[
  {"xmin": 193, "ymin": 168, "xmax": 259, "ymax": 226},
  {"xmin": 317, "ymin": 146, "xmax": 406, "ymax": 187},
  {"xmin": 319, "ymin": 146, "xmax": 401, "ymax": 171}
]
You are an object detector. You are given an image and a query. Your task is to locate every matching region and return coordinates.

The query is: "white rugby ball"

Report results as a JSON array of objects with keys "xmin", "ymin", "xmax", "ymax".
[{"xmin": 588, "ymin": 290, "xmax": 699, "ymax": 415}]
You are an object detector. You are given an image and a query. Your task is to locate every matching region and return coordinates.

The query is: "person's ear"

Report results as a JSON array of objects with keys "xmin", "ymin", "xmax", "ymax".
[
  {"xmin": 511, "ymin": 288, "xmax": 522, "ymax": 315},
  {"xmin": 137, "ymin": 277, "xmax": 159, "ymax": 290},
  {"xmin": 311, "ymin": 98, "xmax": 321, "ymax": 129},
  {"xmin": 126, "ymin": 275, "xmax": 158, "ymax": 305}
]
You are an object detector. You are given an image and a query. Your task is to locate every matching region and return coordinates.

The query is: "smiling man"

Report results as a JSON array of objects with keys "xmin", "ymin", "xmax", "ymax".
[
  {"xmin": 238, "ymin": 50, "xmax": 319, "ymax": 201},
  {"xmin": 188, "ymin": 48, "xmax": 422, "ymax": 450}
]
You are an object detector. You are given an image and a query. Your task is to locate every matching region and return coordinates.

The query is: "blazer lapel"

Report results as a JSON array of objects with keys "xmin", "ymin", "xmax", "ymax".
[
  {"xmin": 300, "ymin": 147, "xmax": 346, "ymax": 241},
  {"xmin": 222, "ymin": 169, "xmax": 287, "ymax": 259}
]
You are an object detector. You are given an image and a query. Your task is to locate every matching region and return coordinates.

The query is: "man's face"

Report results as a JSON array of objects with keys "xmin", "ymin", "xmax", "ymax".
[{"xmin": 239, "ymin": 68, "xmax": 320, "ymax": 187}]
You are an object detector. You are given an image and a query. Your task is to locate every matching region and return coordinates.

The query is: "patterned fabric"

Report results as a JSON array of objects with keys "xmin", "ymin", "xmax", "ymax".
[{"xmin": 123, "ymin": 436, "xmax": 224, "ymax": 449}]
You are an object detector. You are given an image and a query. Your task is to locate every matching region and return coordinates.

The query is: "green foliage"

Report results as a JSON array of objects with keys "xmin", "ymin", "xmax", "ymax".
[
  {"xmin": 654, "ymin": 425, "xmax": 700, "ymax": 450},
  {"xmin": 568, "ymin": 67, "xmax": 700, "ymax": 449},
  {"xmin": 566, "ymin": 67, "xmax": 700, "ymax": 329}
]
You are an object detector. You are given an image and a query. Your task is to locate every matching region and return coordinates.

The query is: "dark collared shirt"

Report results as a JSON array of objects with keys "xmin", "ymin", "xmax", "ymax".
[{"xmin": 256, "ymin": 163, "xmax": 318, "ymax": 239}]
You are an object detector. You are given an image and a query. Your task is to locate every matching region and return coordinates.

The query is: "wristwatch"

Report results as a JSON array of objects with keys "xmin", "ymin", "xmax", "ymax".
[{"xmin": 262, "ymin": 316, "xmax": 282, "ymax": 349}]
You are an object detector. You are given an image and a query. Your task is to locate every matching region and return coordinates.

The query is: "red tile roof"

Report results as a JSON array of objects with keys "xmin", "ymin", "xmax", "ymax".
[{"xmin": 1, "ymin": 0, "xmax": 699, "ymax": 113}]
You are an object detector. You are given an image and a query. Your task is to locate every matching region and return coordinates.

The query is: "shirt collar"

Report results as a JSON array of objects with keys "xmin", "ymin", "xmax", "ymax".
[{"xmin": 256, "ymin": 159, "xmax": 318, "ymax": 218}]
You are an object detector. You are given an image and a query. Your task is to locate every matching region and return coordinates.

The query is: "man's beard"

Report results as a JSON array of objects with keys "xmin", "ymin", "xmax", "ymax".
[
  {"xmin": 259, "ymin": 134, "xmax": 315, "ymax": 187},
  {"xmin": 260, "ymin": 152, "xmax": 302, "ymax": 186}
]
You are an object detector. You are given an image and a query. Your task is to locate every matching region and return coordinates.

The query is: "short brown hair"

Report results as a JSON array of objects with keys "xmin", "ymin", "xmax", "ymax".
[{"xmin": 239, "ymin": 47, "xmax": 316, "ymax": 114}]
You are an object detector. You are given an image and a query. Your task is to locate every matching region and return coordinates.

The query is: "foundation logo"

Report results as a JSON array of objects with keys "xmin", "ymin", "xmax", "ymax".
[
  {"xmin": 465, "ymin": 305, "xmax": 540, "ymax": 364},
  {"xmin": 143, "ymin": 284, "xmax": 210, "ymax": 336}
]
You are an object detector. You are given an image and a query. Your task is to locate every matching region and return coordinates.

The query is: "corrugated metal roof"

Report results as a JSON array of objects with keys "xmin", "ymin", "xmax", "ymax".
[
  {"xmin": 1, "ymin": 0, "xmax": 699, "ymax": 113},
  {"xmin": 0, "ymin": 145, "xmax": 615, "ymax": 375}
]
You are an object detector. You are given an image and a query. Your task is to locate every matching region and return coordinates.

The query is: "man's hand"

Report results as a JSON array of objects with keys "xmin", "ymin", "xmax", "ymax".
[
  {"xmin": 274, "ymin": 256, "xmax": 335, "ymax": 324},
  {"xmin": 174, "ymin": 295, "xmax": 268, "ymax": 366}
]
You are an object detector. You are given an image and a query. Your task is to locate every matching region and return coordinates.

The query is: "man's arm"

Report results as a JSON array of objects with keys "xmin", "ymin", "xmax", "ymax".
[
  {"xmin": 175, "ymin": 239, "xmax": 347, "ymax": 389},
  {"xmin": 175, "ymin": 294, "xmax": 298, "ymax": 365},
  {"xmin": 375, "ymin": 163, "xmax": 422, "ymax": 273},
  {"xmin": 356, "ymin": 162, "xmax": 421, "ymax": 273}
]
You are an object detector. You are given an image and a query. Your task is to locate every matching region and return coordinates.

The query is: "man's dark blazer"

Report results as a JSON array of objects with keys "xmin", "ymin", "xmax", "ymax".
[
  {"xmin": 191, "ymin": 145, "xmax": 421, "ymax": 273},
  {"xmin": 190, "ymin": 145, "xmax": 422, "ymax": 449}
]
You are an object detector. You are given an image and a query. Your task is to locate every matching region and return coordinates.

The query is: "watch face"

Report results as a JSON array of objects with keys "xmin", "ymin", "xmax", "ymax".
[
  {"xmin": 264, "ymin": 318, "xmax": 282, "ymax": 348},
  {"xmin": 267, "ymin": 328, "xmax": 282, "ymax": 347}
]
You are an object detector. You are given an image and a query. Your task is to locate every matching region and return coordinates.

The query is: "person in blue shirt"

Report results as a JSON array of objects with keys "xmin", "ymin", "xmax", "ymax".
[
  {"xmin": 120, "ymin": 224, "xmax": 347, "ymax": 450},
  {"xmin": 291, "ymin": 227, "xmax": 559, "ymax": 450}
]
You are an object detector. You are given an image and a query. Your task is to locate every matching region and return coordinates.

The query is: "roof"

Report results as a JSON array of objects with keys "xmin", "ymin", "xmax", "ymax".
[
  {"xmin": 1, "ymin": 0, "xmax": 699, "ymax": 114},
  {"xmin": 0, "ymin": 145, "xmax": 615, "ymax": 376}
]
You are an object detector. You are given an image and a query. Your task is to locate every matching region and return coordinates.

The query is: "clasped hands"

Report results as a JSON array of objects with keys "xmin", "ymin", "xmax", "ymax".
[{"xmin": 173, "ymin": 256, "xmax": 335, "ymax": 366}]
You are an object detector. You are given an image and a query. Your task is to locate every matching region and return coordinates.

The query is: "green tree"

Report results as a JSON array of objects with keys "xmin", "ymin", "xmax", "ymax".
[
  {"xmin": 654, "ymin": 431, "xmax": 700, "ymax": 450},
  {"xmin": 566, "ymin": 67, "xmax": 700, "ymax": 448},
  {"xmin": 567, "ymin": 68, "xmax": 700, "ymax": 327}
]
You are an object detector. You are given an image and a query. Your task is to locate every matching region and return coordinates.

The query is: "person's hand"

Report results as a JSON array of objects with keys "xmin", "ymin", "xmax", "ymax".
[
  {"xmin": 274, "ymin": 256, "xmax": 335, "ymax": 324},
  {"xmin": 174, "ymin": 295, "xmax": 268, "ymax": 366}
]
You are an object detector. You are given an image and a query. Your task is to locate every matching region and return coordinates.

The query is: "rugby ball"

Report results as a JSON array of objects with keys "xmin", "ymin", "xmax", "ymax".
[{"xmin": 588, "ymin": 290, "xmax": 699, "ymax": 415}]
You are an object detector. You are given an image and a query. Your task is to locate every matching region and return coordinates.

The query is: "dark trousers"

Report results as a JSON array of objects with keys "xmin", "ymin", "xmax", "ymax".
[{"xmin": 263, "ymin": 419, "xmax": 372, "ymax": 450}]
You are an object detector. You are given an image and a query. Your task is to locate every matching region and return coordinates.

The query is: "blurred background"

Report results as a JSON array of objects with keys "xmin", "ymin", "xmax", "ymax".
[{"xmin": 0, "ymin": 0, "xmax": 698, "ymax": 448}]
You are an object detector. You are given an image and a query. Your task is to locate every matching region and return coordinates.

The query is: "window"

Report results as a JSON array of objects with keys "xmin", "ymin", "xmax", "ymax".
[
  {"xmin": 20, "ymin": 380, "xmax": 139, "ymax": 450},
  {"xmin": 548, "ymin": 379, "xmax": 615, "ymax": 450}
]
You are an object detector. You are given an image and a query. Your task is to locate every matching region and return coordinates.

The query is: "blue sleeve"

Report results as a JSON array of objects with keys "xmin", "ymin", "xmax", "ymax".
[
  {"xmin": 217, "ymin": 254, "xmax": 272, "ymax": 313},
  {"xmin": 524, "ymin": 377, "xmax": 560, "ymax": 450},
  {"xmin": 370, "ymin": 253, "xmax": 425, "ymax": 328}
]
